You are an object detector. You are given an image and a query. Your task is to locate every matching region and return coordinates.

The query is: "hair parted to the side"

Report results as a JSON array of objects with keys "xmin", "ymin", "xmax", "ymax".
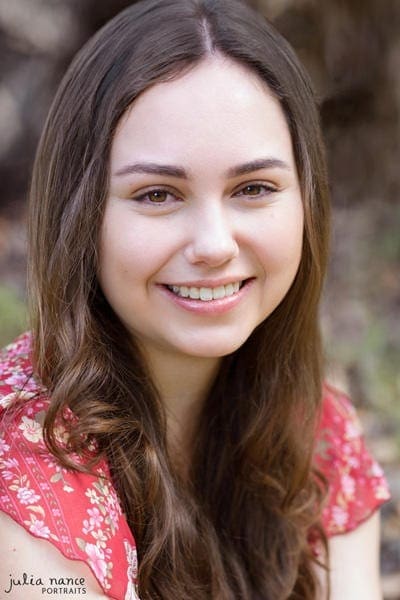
[{"xmin": 28, "ymin": 0, "xmax": 331, "ymax": 598}]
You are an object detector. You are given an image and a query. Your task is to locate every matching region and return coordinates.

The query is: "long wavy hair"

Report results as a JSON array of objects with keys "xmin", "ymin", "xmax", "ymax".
[{"xmin": 28, "ymin": 0, "xmax": 331, "ymax": 598}]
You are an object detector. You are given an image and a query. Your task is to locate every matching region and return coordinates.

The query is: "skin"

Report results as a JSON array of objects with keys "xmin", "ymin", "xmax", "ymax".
[
  {"xmin": 0, "ymin": 512, "xmax": 107, "ymax": 599},
  {"xmin": 98, "ymin": 56, "xmax": 304, "ymax": 451},
  {"xmin": 0, "ymin": 56, "xmax": 383, "ymax": 598}
]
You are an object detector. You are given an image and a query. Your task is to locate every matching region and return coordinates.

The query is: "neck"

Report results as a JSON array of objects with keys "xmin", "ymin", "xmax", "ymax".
[{"xmin": 142, "ymin": 346, "xmax": 221, "ymax": 468}]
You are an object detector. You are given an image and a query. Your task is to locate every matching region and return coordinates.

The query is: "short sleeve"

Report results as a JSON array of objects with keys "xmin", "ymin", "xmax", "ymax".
[
  {"xmin": 0, "ymin": 333, "xmax": 139, "ymax": 600},
  {"xmin": 314, "ymin": 385, "xmax": 390, "ymax": 536}
]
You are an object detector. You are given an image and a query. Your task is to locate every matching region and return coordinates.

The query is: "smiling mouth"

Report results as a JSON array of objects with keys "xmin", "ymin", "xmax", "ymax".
[{"xmin": 165, "ymin": 280, "xmax": 248, "ymax": 301}]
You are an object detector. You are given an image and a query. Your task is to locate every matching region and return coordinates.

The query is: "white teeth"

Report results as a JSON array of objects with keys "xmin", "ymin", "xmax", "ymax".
[
  {"xmin": 189, "ymin": 286, "xmax": 200, "ymax": 299},
  {"xmin": 168, "ymin": 281, "xmax": 244, "ymax": 301},
  {"xmin": 200, "ymin": 287, "xmax": 213, "ymax": 301},
  {"xmin": 224, "ymin": 283, "xmax": 234, "ymax": 296},
  {"xmin": 213, "ymin": 286, "xmax": 225, "ymax": 300}
]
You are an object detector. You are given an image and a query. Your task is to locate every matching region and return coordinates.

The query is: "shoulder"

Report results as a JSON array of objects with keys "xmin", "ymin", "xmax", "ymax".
[
  {"xmin": 314, "ymin": 384, "xmax": 390, "ymax": 536},
  {"xmin": 0, "ymin": 510, "xmax": 108, "ymax": 598},
  {"xmin": 0, "ymin": 334, "xmax": 139, "ymax": 600}
]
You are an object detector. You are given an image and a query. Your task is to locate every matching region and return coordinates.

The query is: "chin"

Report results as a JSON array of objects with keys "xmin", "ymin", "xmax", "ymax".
[{"xmin": 179, "ymin": 333, "xmax": 253, "ymax": 360}]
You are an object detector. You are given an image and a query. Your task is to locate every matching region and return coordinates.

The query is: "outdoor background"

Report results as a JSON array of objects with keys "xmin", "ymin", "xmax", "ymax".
[{"xmin": 0, "ymin": 0, "xmax": 399, "ymax": 596}]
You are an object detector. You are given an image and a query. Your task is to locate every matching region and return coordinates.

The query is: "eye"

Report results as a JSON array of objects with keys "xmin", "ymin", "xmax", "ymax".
[
  {"xmin": 146, "ymin": 190, "xmax": 168, "ymax": 203},
  {"xmin": 131, "ymin": 188, "xmax": 182, "ymax": 205},
  {"xmin": 235, "ymin": 183, "xmax": 277, "ymax": 198}
]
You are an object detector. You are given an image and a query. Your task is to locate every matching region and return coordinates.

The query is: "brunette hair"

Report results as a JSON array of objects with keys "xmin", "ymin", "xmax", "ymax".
[{"xmin": 28, "ymin": 0, "xmax": 330, "ymax": 598}]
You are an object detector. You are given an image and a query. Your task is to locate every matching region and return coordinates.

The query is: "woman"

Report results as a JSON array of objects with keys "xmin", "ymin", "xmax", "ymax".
[{"xmin": 0, "ymin": 0, "xmax": 389, "ymax": 598}]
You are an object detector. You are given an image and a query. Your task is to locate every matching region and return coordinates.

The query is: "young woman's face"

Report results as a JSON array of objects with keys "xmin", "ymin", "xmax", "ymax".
[{"xmin": 99, "ymin": 57, "xmax": 303, "ymax": 361}]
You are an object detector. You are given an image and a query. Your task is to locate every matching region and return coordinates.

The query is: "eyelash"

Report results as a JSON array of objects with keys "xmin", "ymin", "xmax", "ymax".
[
  {"xmin": 131, "ymin": 182, "xmax": 277, "ymax": 205},
  {"xmin": 234, "ymin": 183, "xmax": 277, "ymax": 198},
  {"xmin": 131, "ymin": 188, "xmax": 182, "ymax": 205}
]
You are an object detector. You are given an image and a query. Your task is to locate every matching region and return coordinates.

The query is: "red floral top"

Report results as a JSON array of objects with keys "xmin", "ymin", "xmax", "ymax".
[{"xmin": 0, "ymin": 333, "xmax": 390, "ymax": 599}]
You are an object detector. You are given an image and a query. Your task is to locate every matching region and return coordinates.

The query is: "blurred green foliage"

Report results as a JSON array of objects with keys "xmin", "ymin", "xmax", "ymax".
[{"xmin": 0, "ymin": 285, "xmax": 27, "ymax": 347}]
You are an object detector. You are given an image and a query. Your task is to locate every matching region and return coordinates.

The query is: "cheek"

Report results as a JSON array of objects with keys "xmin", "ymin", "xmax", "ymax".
[
  {"xmin": 98, "ymin": 208, "xmax": 177, "ymax": 287},
  {"xmin": 249, "ymin": 207, "xmax": 304, "ymax": 273},
  {"xmin": 98, "ymin": 211, "xmax": 141, "ymax": 290}
]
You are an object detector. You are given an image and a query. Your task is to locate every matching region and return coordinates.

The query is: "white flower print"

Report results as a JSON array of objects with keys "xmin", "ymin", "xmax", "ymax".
[
  {"xmin": 105, "ymin": 507, "xmax": 120, "ymax": 531},
  {"xmin": 85, "ymin": 543, "xmax": 108, "ymax": 582},
  {"xmin": 124, "ymin": 539, "xmax": 139, "ymax": 600},
  {"xmin": 370, "ymin": 461, "xmax": 384, "ymax": 478},
  {"xmin": 347, "ymin": 454, "xmax": 360, "ymax": 469},
  {"xmin": 0, "ymin": 392, "xmax": 19, "ymax": 409},
  {"xmin": 76, "ymin": 478, "xmax": 123, "ymax": 591},
  {"xmin": 53, "ymin": 424, "xmax": 70, "ymax": 446},
  {"xmin": 331, "ymin": 505, "xmax": 349, "ymax": 529},
  {"xmin": 0, "ymin": 438, "xmax": 10, "ymax": 456},
  {"xmin": 0, "ymin": 390, "xmax": 37, "ymax": 409},
  {"xmin": 17, "ymin": 486, "xmax": 41, "ymax": 505},
  {"xmin": 344, "ymin": 418, "xmax": 361, "ymax": 440},
  {"xmin": 92, "ymin": 529, "xmax": 108, "ymax": 547},
  {"xmin": 87, "ymin": 507, "xmax": 104, "ymax": 528},
  {"xmin": 5, "ymin": 372, "xmax": 30, "ymax": 388},
  {"xmin": 2, "ymin": 457, "xmax": 19, "ymax": 469},
  {"xmin": 375, "ymin": 484, "xmax": 391, "ymax": 500},
  {"xmin": 40, "ymin": 453, "xmax": 76, "ymax": 493},
  {"xmin": 340, "ymin": 474, "xmax": 356, "ymax": 499},
  {"xmin": 86, "ymin": 488, "xmax": 102, "ymax": 505},
  {"xmin": 18, "ymin": 415, "xmax": 43, "ymax": 443},
  {"xmin": 28, "ymin": 518, "xmax": 51, "ymax": 538}
]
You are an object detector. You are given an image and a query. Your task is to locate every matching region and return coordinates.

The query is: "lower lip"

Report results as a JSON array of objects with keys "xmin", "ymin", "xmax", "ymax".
[{"xmin": 158, "ymin": 279, "xmax": 254, "ymax": 315}]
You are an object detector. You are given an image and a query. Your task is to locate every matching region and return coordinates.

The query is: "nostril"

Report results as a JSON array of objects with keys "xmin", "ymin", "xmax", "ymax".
[{"xmin": 184, "ymin": 237, "xmax": 239, "ymax": 267}]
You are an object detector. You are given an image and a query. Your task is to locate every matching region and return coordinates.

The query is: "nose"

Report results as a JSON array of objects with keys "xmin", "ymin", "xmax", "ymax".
[{"xmin": 183, "ymin": 204, "xmax": 239, "ymax": 267}]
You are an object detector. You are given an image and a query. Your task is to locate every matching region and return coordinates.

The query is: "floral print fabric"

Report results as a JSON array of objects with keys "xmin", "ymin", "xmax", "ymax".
[
  {"xmin": 315, "ymin": 383, "xmax": 390, "ymax": 534},
  {"xmin": 0, "ymin": 333, "xmax": 138, "ymax": 600},
  {"xmin": 0, "ymin": 333, "xmax": 390, "ymax": 598}
]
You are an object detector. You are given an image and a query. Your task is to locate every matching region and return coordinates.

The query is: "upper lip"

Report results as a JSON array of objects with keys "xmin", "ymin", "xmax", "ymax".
[{"xmin": 162, "ymin": 277, "xmax": 251, "ymax": 288}]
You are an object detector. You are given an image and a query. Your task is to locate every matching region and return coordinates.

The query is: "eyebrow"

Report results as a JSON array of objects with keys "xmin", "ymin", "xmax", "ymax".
[
  {"xmin": 227, "ymin": 158, "xmax": 291, "ymax": 177},
  {"xmin": 113, "ymin": 157, "xmax": 291, "ymax": 179}
]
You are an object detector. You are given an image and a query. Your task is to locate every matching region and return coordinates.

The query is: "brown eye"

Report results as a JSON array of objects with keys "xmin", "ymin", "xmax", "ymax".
[
  {"xmin": 131, "ymin": 187, "xmax": 182, "ymax": 206},
  {"xmin": 148, "ymin": 190, "xmax": 168, "ymax": 203},
  {"xmin": 235, "ymin": 183, "xmax": 276, "ymax": 198},
  {"xmin": 243, "ymin": 185, "xmax": 263, "ymax": 196}
]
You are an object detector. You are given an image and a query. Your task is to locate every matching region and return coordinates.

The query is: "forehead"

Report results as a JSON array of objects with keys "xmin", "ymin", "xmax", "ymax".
[{"xmin": 110, "ymin": 56, "xmax": 295, "ymax": 172}]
